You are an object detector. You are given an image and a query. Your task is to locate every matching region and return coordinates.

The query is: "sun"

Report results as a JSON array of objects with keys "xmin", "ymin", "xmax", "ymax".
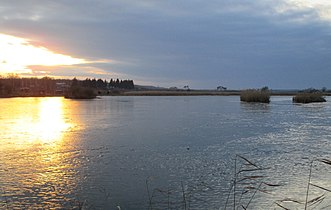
[{"xmin": 0, "ymin": 33, "xmax": 87, "ymax": 74}]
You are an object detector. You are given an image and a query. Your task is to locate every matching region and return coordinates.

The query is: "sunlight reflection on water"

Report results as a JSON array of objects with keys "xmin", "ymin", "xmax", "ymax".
[
  {"xmin": 1, "ymin": 97, "xmax": 72, "ymax": 145},
  {"xmin": 0, "ymin": 97, "xmax": 83, "ymax": 209}
]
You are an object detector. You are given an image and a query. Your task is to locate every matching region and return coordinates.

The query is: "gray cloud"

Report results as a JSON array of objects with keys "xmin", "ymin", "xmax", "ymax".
[{"xmin": 1, "ymin": 0, "xmax": 331, "ymax": 88}]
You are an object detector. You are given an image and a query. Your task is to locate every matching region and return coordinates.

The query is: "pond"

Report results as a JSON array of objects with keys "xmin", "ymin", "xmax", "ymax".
[{"xmin": 0, "ymin": 96, "xmax": 330, "ymax": 209}]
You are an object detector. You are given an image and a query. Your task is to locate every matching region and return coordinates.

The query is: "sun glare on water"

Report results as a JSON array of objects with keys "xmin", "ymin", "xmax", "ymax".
[
  {"xmin": 0, "ymin": 97, "xmax": 81, "ymax": 208},
  {"xmin": 33, "ymin": 98, "xmax": 71, "ymax": 142},
  {"xmin": 0, "ymin": 33, "xmax": 87, "ymax": 74},
  {"xmin": 1, "ymin": 97, "xmax": 73, "ymax": 146}
]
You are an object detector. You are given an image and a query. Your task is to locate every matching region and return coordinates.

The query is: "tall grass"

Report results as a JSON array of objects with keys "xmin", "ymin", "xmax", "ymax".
[
  {"xmin": 145, "ymin": 155, "xmax": 331, "ymax": 210},
  {"xmin": 240, "ymin": 89, "xmax": 270, "ymax": 103},
  {"xmin": 275, "ymin": 158, "xmax": 331, "ymax": 210},
  {"xmin": 224, "ymin": 155, "xmax": 280, "ymax": 209},
  {"xmin": 293, "ymin": 92, "xmax": 326, "ymax": 103}
]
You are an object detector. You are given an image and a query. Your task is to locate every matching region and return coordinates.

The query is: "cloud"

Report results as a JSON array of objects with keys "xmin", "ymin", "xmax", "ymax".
[
  {"xmin": 0, "ymin": 33, "xmax": 89, "ymax": 74},
  {"xmin": 275, "ymin": 0, "xmax": 331, "ymax": 23},
  {"xmin": 25, "ymin": 64, "xmax": 127, "ymax": 80}
]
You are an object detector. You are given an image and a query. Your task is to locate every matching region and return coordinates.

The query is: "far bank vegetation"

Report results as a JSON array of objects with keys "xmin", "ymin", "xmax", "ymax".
[
  {"xmin": 293, "ymin": 88, "xmax": 326, "ymax": 103},
  {"xmin": 64, "ymin": 77, "xmax": 135, "ymax": 99},
  {"xmin": 0, "ymin": 74, "xmax": 134, "ymax": 98},
  {"xmin": 65, "ymin": 85, "xmax": 97, "ymax": 99},
  {"xmin": 240, "ymin": 87, "xmax": 270, "ymax": 103}
]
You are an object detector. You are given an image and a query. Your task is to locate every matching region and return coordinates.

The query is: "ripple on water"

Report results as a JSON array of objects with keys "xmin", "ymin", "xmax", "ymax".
[{"xmin": 1, "ymin": 96, "xmax": 331, "ymax": 209}]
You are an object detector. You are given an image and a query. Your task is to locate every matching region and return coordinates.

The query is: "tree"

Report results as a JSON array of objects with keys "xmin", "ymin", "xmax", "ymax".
[
  {"xmin": 322, "ymin": 87, "xmax": 327, "ymax": 92},
  {"xmin": 261, "ymin": 86, "xmax": 269, "ymax": 92},
  {"xmin": 6, "ymin": 73, "xmax": 19, "ymax": 79},
  {"xmin": 71, "ymin": 77, "xmax": 79, "ymax": 87}
]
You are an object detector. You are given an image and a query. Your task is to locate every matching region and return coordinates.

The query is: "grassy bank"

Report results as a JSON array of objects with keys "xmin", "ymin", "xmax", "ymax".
[
  {"xmin": 1, "ymin": 89, "xmax": 330, "ymax": 98},
  {"xmin": 122, "ymin": 90, "xmax": 241, "ymax": 96}
]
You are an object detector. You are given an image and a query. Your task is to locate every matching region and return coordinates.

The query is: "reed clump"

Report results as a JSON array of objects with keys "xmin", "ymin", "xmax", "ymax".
[
  {"xmin": 292, "ymin": 92, "xmax": 326, "ymax": 103},
  {"xmin": 240, "ymin": 88, "xmax": 270, "ymax": 103}
]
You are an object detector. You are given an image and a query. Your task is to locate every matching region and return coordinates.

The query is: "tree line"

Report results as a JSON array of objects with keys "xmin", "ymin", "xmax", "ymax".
[
  {"xmin": 72, "ymin": 78, "xmax": 134, "ymax": 89},
  {"xmin": 0, "ymin": 75, "xmax": 134, "ymax": 97}
]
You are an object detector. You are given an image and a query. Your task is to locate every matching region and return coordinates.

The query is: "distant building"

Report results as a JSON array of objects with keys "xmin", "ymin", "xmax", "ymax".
[
  {"xmin": 217, "ymin": 86, "xmax": 227, "ymax": 91},
  {"xmin": 183, "ymin": 85, "xmax": 190, "ymax": 90}
]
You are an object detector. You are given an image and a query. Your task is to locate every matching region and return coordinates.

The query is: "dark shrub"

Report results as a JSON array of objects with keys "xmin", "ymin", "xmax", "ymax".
[{"xmin": 65, "ymin": 86, "xmax": 96, "ymax": 99}]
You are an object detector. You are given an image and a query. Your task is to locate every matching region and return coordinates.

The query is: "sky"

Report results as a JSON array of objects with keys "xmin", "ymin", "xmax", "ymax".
[{"xmin": 0, "ymin": 0, "xmax": 331, "ymax": 89}]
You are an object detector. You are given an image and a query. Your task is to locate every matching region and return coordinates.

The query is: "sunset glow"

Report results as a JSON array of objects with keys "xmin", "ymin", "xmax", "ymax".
[{"xmin": 0, "ymin": 33, "xmax": 87, "ymax": 74}]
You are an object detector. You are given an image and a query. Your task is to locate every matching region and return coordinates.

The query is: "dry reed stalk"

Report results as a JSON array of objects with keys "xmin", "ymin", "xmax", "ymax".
[{"xmin": 293, "ymin": 92, "xmax": 326, "ymax": 103}]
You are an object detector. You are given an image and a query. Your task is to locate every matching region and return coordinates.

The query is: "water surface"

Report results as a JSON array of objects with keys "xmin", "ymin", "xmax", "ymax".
[{"xmin": 0, "ymin": 96, "xmax": 330, "ymax": 209}]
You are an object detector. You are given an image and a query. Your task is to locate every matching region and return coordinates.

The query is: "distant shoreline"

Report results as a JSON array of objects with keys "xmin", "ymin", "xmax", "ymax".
[
  {"xmin": 1, "ymin": 90, "xmax": 331, "ymax": 98},
  {"xmin": 122, "ymin": 90, "xmax": 242, "ymax": 96},
  {"xmin": 119, "ymin": 89, "xmax": 331, "ymax": 96}
]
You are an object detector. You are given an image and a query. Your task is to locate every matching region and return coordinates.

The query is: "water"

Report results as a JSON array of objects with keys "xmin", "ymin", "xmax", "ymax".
[{"xmin": 0, "ymin": 96, "xmax": 330, "ymax": 209}]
